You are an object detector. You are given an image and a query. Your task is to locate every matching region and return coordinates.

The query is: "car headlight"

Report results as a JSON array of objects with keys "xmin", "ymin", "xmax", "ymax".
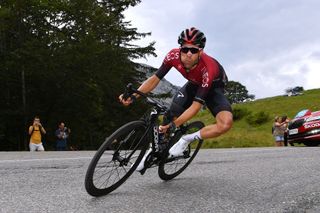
[{"xmin": 309, "ymin": 129, "xmax": 320, "ymax": 134}]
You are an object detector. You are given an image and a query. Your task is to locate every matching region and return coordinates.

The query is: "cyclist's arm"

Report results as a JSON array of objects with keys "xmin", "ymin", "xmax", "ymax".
[
  {"xmin": 134, "ymin": 51, "xmax": 174, "ymax": 97},
  {"xmin": 135, "ymin": 60, "xmax": 173, "ymax": 97},
  {"xmin": 135, "ymin": 74, "xmax": 160, "ymax": 97},
  {"xmin": 119, "ymin": 74, "xmax": 160, "ymax": 105},
  {"xmin": 172, "ymin": 101, "xmax": 202, "ymax": 127}
]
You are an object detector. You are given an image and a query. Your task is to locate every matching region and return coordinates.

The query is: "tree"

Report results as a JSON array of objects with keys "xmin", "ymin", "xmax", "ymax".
[
  {"xmin": 0, "ymin": 0, "xmax": 155, "ymax": 150},
  {"xmin": 225, "ymin": 81, "xmax": 255, "ymax": 104},
  {"xmin": 285, "ymin": 86, "xmax": 304, "ymax": 96}
]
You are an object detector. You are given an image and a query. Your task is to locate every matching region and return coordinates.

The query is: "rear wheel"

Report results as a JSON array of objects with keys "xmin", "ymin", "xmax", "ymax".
[
  {"xmin": 85, "ymin": 120, "xmax": 149, "ymax": 196},
  {"xmin": 158, "ymin": 121, "xmax": 204, "ymax": 180}
]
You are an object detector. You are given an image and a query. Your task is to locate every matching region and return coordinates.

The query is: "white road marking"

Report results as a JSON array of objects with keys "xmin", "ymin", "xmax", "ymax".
[
  {"xmin": 0, "ymin": 157, "xmax": 92, "ymax": 163},
  {"xmin": 0, "ymin": 148, "xmax": 295, "ymax": 163}
]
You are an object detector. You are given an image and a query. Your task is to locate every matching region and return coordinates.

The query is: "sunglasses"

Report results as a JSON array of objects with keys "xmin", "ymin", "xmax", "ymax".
[{"xmin": 180, "ymin": 47, "xmax": 200, "ymax": 54}]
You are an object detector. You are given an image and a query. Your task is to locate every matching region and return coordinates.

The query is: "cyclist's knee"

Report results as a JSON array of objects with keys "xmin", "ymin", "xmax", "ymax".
[
  {"xmin": 216, "ymin": 111, "xmax": 233, "ymax": 134},
  {"xmin": 217, "ymin": 121, "xmax": 232, "ymax": 134}
]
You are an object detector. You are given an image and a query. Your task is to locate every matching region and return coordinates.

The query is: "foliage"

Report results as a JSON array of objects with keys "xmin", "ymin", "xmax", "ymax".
[
  {"xmin": 232, "ymin": 107, "xmax": 250, "ymax": 121},
  {"xmin": 285, "ymin": 86, "xmax": 304, "ymax": 94},
  {"xmin": 225, "ymin": 81, "xmax": 255, "ymax": 104},
  {"xmin": 0, "ymin": 0, "xmax": 155, "ymax": 151},
  {"xmin": 285, "ymin": 86, "xmax": 304, "ymax": 96},
  {"xmin": 151, "ymin": 92, "xmax": 173, "ymax": 99},
  {"xmin": 245, "ymin": 111, "xmax": 270, "ymax": 126}
]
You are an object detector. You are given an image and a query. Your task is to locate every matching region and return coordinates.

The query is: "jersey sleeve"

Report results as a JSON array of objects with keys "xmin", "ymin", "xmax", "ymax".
[
  {"xmin": 155, "ymin": 49, "xmax": 179, "ymax": 79},
  {"xmin": 155, "ymin": 63, "xmax": 172, "ymax": 79}
]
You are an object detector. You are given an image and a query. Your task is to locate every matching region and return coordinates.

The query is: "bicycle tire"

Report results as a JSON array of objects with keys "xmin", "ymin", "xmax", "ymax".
[
  {"xmin": 158, "ymin": 121, "xmax": 204, "ymax": 181},
  {"xmin": 85, "ymin": 120, "xmax": 149, "ymax": 196}
]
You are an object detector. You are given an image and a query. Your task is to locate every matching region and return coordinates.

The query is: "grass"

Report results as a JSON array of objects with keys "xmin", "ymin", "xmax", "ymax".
[{"xmin": 192, "ymin": 88, "xmax": 320, "ymax": 148}]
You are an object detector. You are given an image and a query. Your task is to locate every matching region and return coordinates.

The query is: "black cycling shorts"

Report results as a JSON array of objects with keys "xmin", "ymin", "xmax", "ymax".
[{"xmin": 169, "ymin": 81, "xmax": 233, "ymax": 118}]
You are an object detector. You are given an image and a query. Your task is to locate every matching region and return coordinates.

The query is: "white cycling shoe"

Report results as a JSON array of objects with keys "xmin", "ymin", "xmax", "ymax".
[
  {"xmin": 169, "ymin": 137, "xmax": 190, "ymax": 157},
  {"xmin": 135, "ymin": 148, "xmax": 152, "ymax": 172}
]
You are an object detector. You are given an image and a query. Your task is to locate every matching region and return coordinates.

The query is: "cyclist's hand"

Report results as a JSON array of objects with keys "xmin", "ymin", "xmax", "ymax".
[
  {"xmin": 160, "ymin": 122, "xmax": 176, "ymax": 134},
  {"xmin": 119, "ymin": 94, "xmax": 133, "ymax": 106},
  {"xmin": 159, "ymin": 124, "xmax": 170, "ymax": 133}
]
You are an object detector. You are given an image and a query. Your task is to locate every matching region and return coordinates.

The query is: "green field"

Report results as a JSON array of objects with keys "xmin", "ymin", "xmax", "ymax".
[{"xmin": 193, "ymin": 88, "xmax": 320, "ymax": 148}]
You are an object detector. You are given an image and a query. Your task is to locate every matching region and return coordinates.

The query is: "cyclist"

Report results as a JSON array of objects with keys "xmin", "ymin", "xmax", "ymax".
[{"xmin": 119, "ymin": 27, "xmax": 233, "ymax": 171}]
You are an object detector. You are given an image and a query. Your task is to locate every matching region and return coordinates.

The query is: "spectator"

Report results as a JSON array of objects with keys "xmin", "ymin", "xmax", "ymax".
[
  {"xmin": 69, "ymin": 145, "xmax": 78, "ymax": 151},
  {"xmin": 28, "ymin": 116, "xmax": 46, "ymax": 151},
  {"xmin": 282, "ymin": 115, "xmax": 291, "ymax": 146},
  {"xmin": 273, "ymin": 115, "xmax": 289, "ymax": 147},
  {"xmin": 55, "ymin": 122, "xmax": 71, "ymax": 151}
]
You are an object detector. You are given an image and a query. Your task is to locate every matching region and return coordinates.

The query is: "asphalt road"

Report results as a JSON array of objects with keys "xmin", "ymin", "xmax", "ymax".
[{"xmin": 1, "ymin": 147, "xmax": 320, "ymax": 213}]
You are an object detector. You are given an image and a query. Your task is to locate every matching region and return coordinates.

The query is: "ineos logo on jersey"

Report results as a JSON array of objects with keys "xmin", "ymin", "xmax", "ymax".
[
  {"xmin": 202, "ymin": 72, "xmax": 209, "ymax": 87},
  {"xmin": 304, "ymin": 122, "xmax": 320, "ymax": 129},
  {"xmin": 177, "ymin": 91, "xmax": 184, "ymax": 98},
  {"xmin": 165, "ymin": 52, "xmax": 179, "ymax": 61}
]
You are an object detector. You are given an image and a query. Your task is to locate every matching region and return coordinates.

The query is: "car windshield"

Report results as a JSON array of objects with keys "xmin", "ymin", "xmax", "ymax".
[{"xmin": 294, "ymin": 109, "xmax": 311, "ymax": 118}]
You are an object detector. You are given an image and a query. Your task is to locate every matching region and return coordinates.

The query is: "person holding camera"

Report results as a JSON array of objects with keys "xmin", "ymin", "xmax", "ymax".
[
  {"xmin": 55, "ymin": 122, "xmax": 71, "ymax": 151},
  {"xmin": 273, "ymin": 115, "xmax": 289, "ymax": 147},
  {"xmin": 28, "ymin": 116, "xmax": 46, "ymax": 151}
]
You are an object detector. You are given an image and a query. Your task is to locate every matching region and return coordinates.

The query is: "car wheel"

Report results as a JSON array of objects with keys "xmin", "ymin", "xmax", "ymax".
[{"xmin": 303, "ymin": 141, "xmax": 320, "ymax": 147}]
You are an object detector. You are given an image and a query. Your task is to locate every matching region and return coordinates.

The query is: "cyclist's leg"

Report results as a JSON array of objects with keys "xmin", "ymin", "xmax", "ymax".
[
  {"xmin": 201, "ymin": 87, "xmax": 233, "ymax": 139},
  {"xmin": 167, "ymin": 82, "xmax": 202, "ymax": 156},
  {"xmin": 135, "ymin": 145, "xmax": 152, "ymax": 172},
  {"xmin": 165, "ymin": 81, "xmax": 196, "ymax": 122},
  {"xmin": 158, "ymin": 121, "xmax": 204, "ymax": 180},
  {"xmin": 134, "ymin": 86, "xmax": 198, "ymax": 172}
]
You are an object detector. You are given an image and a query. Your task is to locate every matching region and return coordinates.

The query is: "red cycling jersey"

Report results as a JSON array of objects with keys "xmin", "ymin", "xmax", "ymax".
[{"xmin": 155, "ymin": 48, "xmax": 225, "ymax": 103}]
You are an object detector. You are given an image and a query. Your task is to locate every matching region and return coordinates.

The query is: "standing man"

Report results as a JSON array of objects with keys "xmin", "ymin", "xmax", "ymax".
[
  {"xmin": 119, "ymin": 27, "xmax": 233, "ymax": 171},
  {"xmin": 55, "ymin": 122, "xmax": 71, "ymax": 151},
  {"xmin": 28, "ymin": 116, "xmax": 46, "ymax": 151}
]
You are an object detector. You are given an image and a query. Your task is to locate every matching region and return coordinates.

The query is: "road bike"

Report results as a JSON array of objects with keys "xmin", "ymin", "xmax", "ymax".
[{"xmin": 85, "ymin": 83, "xmax": 204, "ymax": 196}]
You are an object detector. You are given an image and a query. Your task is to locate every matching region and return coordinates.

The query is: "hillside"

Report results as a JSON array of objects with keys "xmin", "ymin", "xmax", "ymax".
[{"xmin": 193, "ymin": 88, "xmax": 320, "ymax": 148}]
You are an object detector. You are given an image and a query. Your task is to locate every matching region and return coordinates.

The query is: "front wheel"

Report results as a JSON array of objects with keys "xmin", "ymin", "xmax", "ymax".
[
  {"xmin": 158, "ymin": 121, "xmax": 204, "ymax": 180},
  {"xmin": 85, "ymin": 120, "xmax": 149, "ymax": 196}
]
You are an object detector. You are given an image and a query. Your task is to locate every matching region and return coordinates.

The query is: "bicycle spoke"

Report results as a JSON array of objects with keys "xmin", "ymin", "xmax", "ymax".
[
  {"xmin": 158, "ymin": 121, "xmax": 204, "ymax": 181},
  {"xmin": 86, "ymin": 121, "xmax": 147, "ymax": 196},
  {"xmin": 94, "ymin": 168, "xmax": 114, "ymax": 188},
  {"xmin": 94, "ymin": 155, "xmax": 128, "ymax": 188}
]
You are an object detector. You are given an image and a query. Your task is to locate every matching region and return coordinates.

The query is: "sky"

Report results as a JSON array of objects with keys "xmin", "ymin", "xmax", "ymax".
[{"xmin": 124, "ymin": 0, "xmax": 320, "ymax": 99}]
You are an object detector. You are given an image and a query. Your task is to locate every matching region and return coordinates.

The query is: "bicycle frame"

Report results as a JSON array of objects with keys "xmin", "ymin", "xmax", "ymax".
[
  {"xmin": 85, "ymin": 83, "xmax": 205, "ymax": 196},
  {"xmin": 146, "ymin": 108, "xmax": 166, "ymax": 153},
  {"xmin": 124, "ymin": 83, "xmax": 169, "ymax": 154}
]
